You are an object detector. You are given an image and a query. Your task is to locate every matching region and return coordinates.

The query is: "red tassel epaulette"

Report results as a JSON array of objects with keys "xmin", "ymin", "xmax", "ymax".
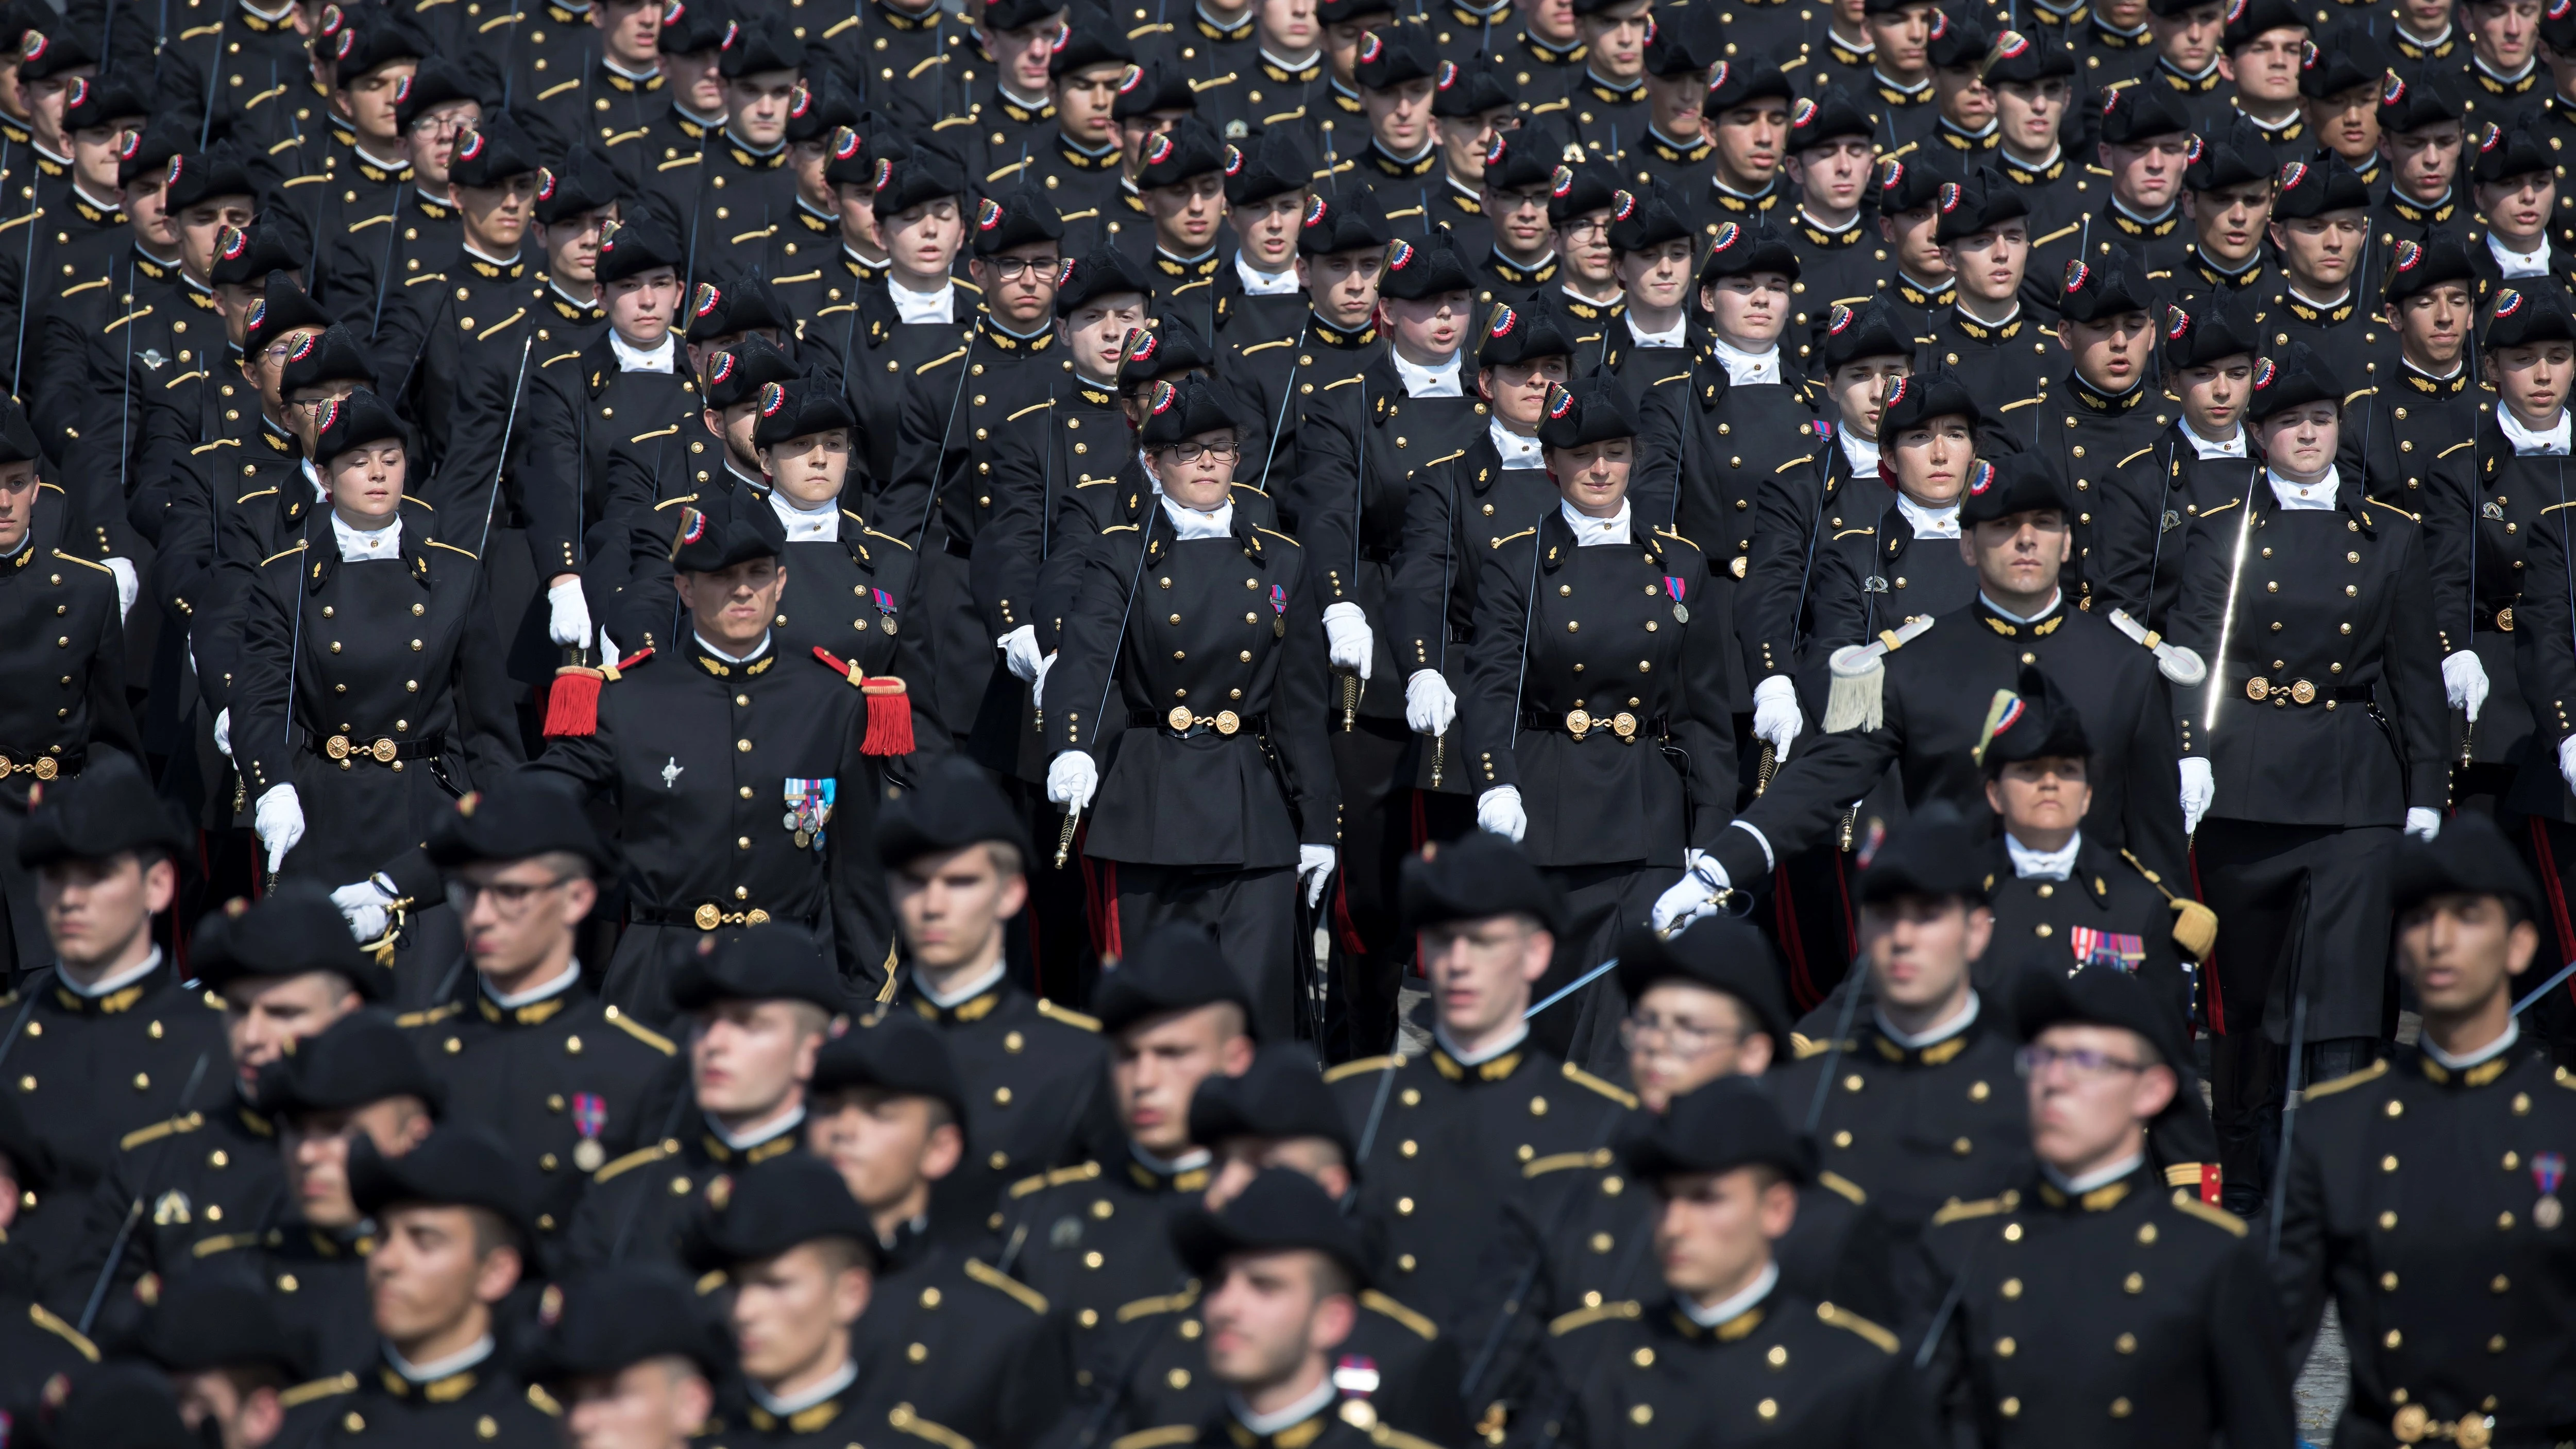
[
  {"xmin": 812, "ymin": 646, "xmax": 915, "ymax": 756},
  {"xmin": 542, "ymin": 648, "xmax": 655, "ymax": 739}
]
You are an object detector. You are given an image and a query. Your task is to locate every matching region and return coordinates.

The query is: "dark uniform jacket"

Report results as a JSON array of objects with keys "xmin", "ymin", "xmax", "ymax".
[
  {"xmin": 1046, "ymin": 503, "xmax": 1338, "ymax": 866},
  {"xmin": 196, "ymin": 1215, "xmax": 381, "ymax": 1378},
  {"xmin": 1735, "ymin": 436, "xmax": 1890, "ymax": 692},
  {"xmin": 841, "ymin": 286, "xmax": 974, "ymax": 501},
  {"xmin": 1981, "ymin": 832, "xmax": 2198, "ymax": 1021},
  {"xmin": 1805, "ymin": 502, "xmax": 1981, "ymax": 659},
  {"xmin": 56, "ymin": 1097, "xmax": 284, "ymax": 1341},
  {"xmin": 0, "ymin": 961, "xmax": 229, "ymax": 1192},
  {"xmin": 1919, "ymin": 1164, "xmax": 2293, "ymax": 1447},
  {"xmin": 397, "ymin": 980, "xmax": 679, "ymax": 1256},
  {"xmin": 853, "ymin": 1231, "xmax": 1072, "ymax": 1448},
  {"xmin": 1391, "ymin": 433, "xmax": 1559, "ymax": 793},
  {"xmin": 1923, "ymin": 306, "xmax": 2056, "ymax": 424},
  {"xmin": 1221, "ymin": 313, "xmax": 1383, "ymax": 496},
  {"xmin": 302, "ymin": 1345, "xmax": 557, "ymax": 1447},
  {"xmin": 891, "ymin": 973, "xmax": 1112, "ymax": 1219},
  {"xmin": 2274, "ymin": 1047, "xmax": 2576, "ymax": 1449},
  {"xmin": 1461, "ymin": 511, "xmax": 1734, "ymax": 868},
  {"xmin": 230, "ymin": 502, "xmax": 522, "ymax": 886},
  {"xmin": 2015, "ymin": 373, "xmax": 2178, "ymax": 608},
  {"xmin": 1709, "ymin": 594, "xmax": 2190, "ymax": 890},
  {"xmin": 515, "ymin": 330, "xmax": 705, "ymax": 592},
  {"xmin": 1157, "ymin": 1396, "xmax": 1445, "ymax": 1449},
  {"xmin": 1769, "ymin": 1012, "xmax": 2032, "ymax": 1234},
  {"xmin": 1327, "ymin": 1042, "xmax": 1637, "ymax": 1335},
  {"xmin": 2095, "ymin": 428, "xmax": 2261, "ymax": 630},
  {"xmin": 0, "ymin": 541, "xmax": 141, "ymax": 968},
  {"xmin": 996, "ymin": 1150, "xmax": 1204, "ymax": 1381},
  {"xmin": 1544, "ymin": 1284, "xmax": 1925, "ymax": 1449},
  {"xmin": 562, "ymin": 1120, "xmax": 807, "ymax": 1272}
]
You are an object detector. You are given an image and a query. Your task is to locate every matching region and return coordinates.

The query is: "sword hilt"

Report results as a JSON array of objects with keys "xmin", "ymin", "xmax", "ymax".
[
  {"xmin": 1055, "ymin": 806, "xmax": 1081, "ymax": 870},
  {"xmin": 1431, "ymin": 731, "xmax": 1445, "ymax": 789},
  {"xmin": 1756, "ymin": 743, "xmax": 1777, "ymax": 797},
  {"xmin": 1341, "ymin": 672, "xmax": 1358, "ymax": 732}
]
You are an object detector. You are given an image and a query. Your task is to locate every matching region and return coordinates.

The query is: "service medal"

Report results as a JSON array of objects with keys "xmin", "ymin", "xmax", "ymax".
[{"xmin": 2535, "ymin": 1151, "xmax": 2565, "ymax": 1228}]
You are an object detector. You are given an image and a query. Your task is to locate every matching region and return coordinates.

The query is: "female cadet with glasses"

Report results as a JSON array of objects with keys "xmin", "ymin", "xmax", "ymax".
[{"xmin": 1462, "ymin": 375, "xmax": 1735, "ymax": 1067}]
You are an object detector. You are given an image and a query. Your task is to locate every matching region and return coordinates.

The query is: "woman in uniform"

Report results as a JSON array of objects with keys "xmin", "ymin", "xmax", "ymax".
[
  {"xmin": 1042, "ymin": 376, "xmax": 1338, "ymax": 1039},
  {"xmin": 232, "ymin": 389, "xmax": 521, "ymax": 901},
  {"xmin": 1805, "ymin": 368, "xmax": 1990, "ymax": 661},
  {"xmin": 1462, "ymin": 374, "xmax": 1735, "ymax": 1066}
]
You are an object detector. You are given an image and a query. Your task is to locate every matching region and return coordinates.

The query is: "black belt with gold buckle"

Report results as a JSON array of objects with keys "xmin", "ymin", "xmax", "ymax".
[
  {"xmin": 304, "ymin": 731, "xmax": 445, "ymax": 765},
  {"xmin": 1520, "ymin": 706, "xmax": 1670, "ymax": 741},
  {"xmin": 1131, "ymin": 708, "xmax": 1270, "ymax": 738},
  {"xmin": 0, "ymin": 749, "xmax": 75, "ymax": 780},
  {"xmin": 2391, "ymin": 1404, "xmax": 2493, "ymax": 1448},
  {"xmin": 2241, "ymin": 678, "xmax": 2369, "ymax": 708}
]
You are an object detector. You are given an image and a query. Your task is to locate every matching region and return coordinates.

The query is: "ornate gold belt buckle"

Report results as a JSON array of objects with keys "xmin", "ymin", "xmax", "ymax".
[
  {"xmin": 1166, "ymin": 705, "xmax": 1195, "ymax": 732},
  {"xmin": 2499, "ymin": 606, "xmax": 2515, "ymax": 632},
  {"xmin": 745, "ymin": 908, "xmax": 772, "ymax": 926},
  {"xmin": 2244, "ymin": 677, "xmax": 2270, "ymax": 702},
  {"xmin": 692, "ymin": 903, "xmax": 722, "ymax": 930},
  {"xmin": 326, "ymin": 734, "xmax": 353, "ymax": 760},
  {"xmin": 370, "ymin": 738, "xmax": 399, "ymax": 762},
  {"xmin": 0, "ymin": 757, "xmax": 16, "ymax": 778},
  {"xmin": 1612, "ymin": 712, "xmax": 1638, "ymax": 740},
  {"xmin": 2290, "ymin": 679, "xmax": 2317, "ymax": 705},
  {"xmin": 1564, "ymin": 708, "xmax": 1591, "ymax": 738},
  {"xmin": 1214, "ymin": 710, "xmax": 1240, "ymax": 736},
  {"xmin": 31, "ymin": 757, "xmax": 56, "ymax": 780}
]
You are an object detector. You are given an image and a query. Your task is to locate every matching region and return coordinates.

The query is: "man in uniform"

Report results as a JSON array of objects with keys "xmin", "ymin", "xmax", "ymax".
[
  {"xmin": 1686, "ymin": 57, "xmax": 1795, "ymax": 241},
  {"xmin": 562, "ymin": 926, "xmax": 840, "ymax": 1270},
  {"xmin": 0, "ymin": 756, "xmax": 223, "ymax": 1192},
  {"xmin": 2263, "ymin": 150, "xmax": 2400, "ymax": 395},
  {"xmin": 1778, "ymin": 88, "xmax": 1887, "ymax": 336},
  {"xmin": 1469, "ymin": 125, "xmax": 1565, "ymax": 303},
  {"xmin": 1924, "ymin": 166, "xmax": 2052, "ymax": 423},
  {"xmin": 2174, "ymin": 113, "xmax": 2280, "ymax": 297},
  {"xmin": 2028, "ymin": 248, "xmax": 2175, "ymax": 600},
  {"xmin": 519, "ymin": 1266, "xmax": 728, "ymax": 1449},
  {"xmin": 389, "ymin": 782, "xmax": 678, "ymax": 1259},
  {"xmin": 2299, "ymin": 27, "xmax": 2392, "ymax": 187},
  {"xmin": 2028, "ymin": 81, "xmax": 2192, "ymax": 283},
  {"xmin": 1984, "ymin": 27, "xmax": 2084, "ymax": 235},
  {"xmin": 840, "ymin": 145, "xmax": 972, "ymax": 497},
  {"xmin": 2275, "ymin": 812, "xmax": 2576, "ymax": 1449},
  {"xmin": 2376, "ymin": 65, "xmax": 2471, "ymax": 241},
  {"xmin": 1917, "ymin": 965, "xmax": 2292, "ymax": 1443},
  {"xmin": 1539, "ymin": 1079, "xmax": 1924, "ymax": 1448},
  {"xmin": 2097, "ymin": 292, "xmax": 2260, "ymax": 627}
]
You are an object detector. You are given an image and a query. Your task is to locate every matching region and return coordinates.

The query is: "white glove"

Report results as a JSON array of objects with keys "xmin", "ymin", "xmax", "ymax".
[
  {"xmin": 1321, "ymin": 602, "xmax": 1374, "ymax": 680},
  {"xmin": 103, "ymin": 556, "xmax": 137, "ymax": 622},
  {"xmin": 2178, "ymin": 757, "xmax": 2214, "ymax": 835},
  {"xmin": 546, "ymin": 577, "xmax": 593, "ymax": 648},
  {"xmin": 597, "ymin": 628, "xmax": 619, "ymax": 664},
  {"xmin": 1751, "ymin": 674, "xmax": 1803, "ymax": 761},
  {"xmin": 1299, "ymin": 844, "xmax": 1336, "ymax": 907},
  {"xmin": 2442, "ymin": 649, "xmax": 2490, "ymax": 723},
  {"xmin": 211, "ymin": 707, "xmax": 231, "ymax": 758},
  {"xmin": 1046, "ymin": 751, "xmax": 1098, "ymax": 813},
  {"xmin": 1650, "ymin": 850, "xmax": 1729, "ymax": 933},
  {"xmin": 1031, "ymin": 650, "xmax": 1058, "ymax": 709},
  {"xmin": 253, "ymin": 785, "xmax": 306, "ymax": 874},
  {"xmin": 1404, "ymin": 669, "xmax": 1456, "ymax": 736},
  {"xmin": 1477, "ymin": 785, "xmax": 1526, "ymax": 842},
  {"xmin": 330, "ymin": 876, "xmax": 399, "ymax": 941},
  {"xmin": 999, "ymin": 625, "xmax": 1044, "ymax": 683},
  {"xmin": 2405, "ymin": 807, "xmax": 2442, "ymax": 841}
]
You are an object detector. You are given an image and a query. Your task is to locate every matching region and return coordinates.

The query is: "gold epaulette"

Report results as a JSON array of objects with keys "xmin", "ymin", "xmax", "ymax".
[
  {"xmin": 1928, "ymin": 1194, "xmax": 2012, "ymax": 1226},
  {"xmin": 1523, "ymin": 1148, "xmax": 1614, "ymax": 1179},
  {"xmin": 1321, "ymin": 1053, "xmax": 1399, "ymax": 1084},
  {"xmin": 120, "ymin": 1111, "xmax": 205, "ymax": 1151},
  {"xmin": 1548, "ymin": 1300, "xmax": 1640, "ymax": 1336},
  {"xmin": 396, "ymin": 1001, "xmax": 464, "ymax": 1028},
  {"xmin": 1817, "ymin": 1170, "xmax": 1867, "ymax": 1204},
  {"xmin": 592, "ymin": 1141, "xmax": 673, "ymax": 1183},
  {"xmin": 1361, "ymin": 1289, "xmax": 1437, "ymax": 1339},
  {"xmin": 1815, "ymin": 1302, "xmax": 1898, "ymax": 1353},
  {"xmin": 2301, "ymin": 1058, "xmax": 2388, "ymax": 1100},
  {"xmin": 1036, "ymin": 998, "xmax": 1099, "ymax": 1031},
  {"xmin": 1561, "ymin": 1059, "xmax": 1638, "ymax": 1108},
  {"xmin": 1010, "ymin": 1161, "xmax": 1103, "ymax": 1198},
  {"xmin": 603, "ymin": 1006, "xmax": 676, "ymax": 1055},
  {"xmin": 278, "ymin": 1372, "xmax": 359, "ymax": 1408},
  {"xmin": 2168, "ymin": 1191, "xmax": 2249, "ymax": 1237},
  {"xmin": 965, "ymin": 1257, "xmax": 1049, "ymax": 1315}
]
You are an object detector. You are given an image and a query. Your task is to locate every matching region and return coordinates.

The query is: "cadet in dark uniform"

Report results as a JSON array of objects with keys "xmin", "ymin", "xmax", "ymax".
[
  {"xmin": 2096, "ymin": 294, "xmax": 2260, "ymax": 627},
  {"xmin": 994, "ymin": 926, "xmax": 1251, "ymax": 1376},
  {"xmin": 984, "ymin": 19, "xmax": 1130, "ymax": 251},
  {"xmin": 1133, "ymin": 1168, "xmax": 1434, "ymax": 1449},
  {"xmin": 1870, "ymin": 146, "xmax": 1960, "ymax": 315},
  {"xmin": 1216, "ymin": 127, "xmax": 1317, "ymax": 342},
  {"xmin": 2377, "ymin": 65, "xmax": 2472, "ymax": 241},
  {"xmin": 128, "ymin": 1276, "xmax": 337, "ymax": 1449},
  {"xmin": 1462, "ymin": 376, "xmax": 1733, "ymax": 1023},
  {"xmin": 2173, "ymin": 114, "xmax": 2282, "ymax": 297},
  {"xmin": 2031, "ymin": 248, "xmax": 2177, "ymax": 604},
  {"xmin": 1043, "ymin": 378, "xmax": 1337, "ymax": 1029},
  {"xmin": 1466, "ymin": 125, "xmax": 1564, "ymax": 303},
  {"xmin": 1977, "ymin": 664, "xmax": 2208, "ymax": 1017},
  {"xmin": 2168, "ymin": 339, "xmax": 2448, "ymax": 1210},
  {"xmin": 2027, "ymin": 82, "xmax": 2193, "ymax": 283},
  {"xmin": 1226, "ymin": 182, "xmax": 1391, "ymax": 495},
  {"xmin": 2276, "ymin": 813, "xmax": 2576, "ymax": 1449},
  {"xmin": 2263, "ymin": 152, "xmax": 2401, "ymax": 395},
  {"xmin": 1924, "ymin": 168, "xmax": 2055, "ymax": 423},
  {"xmin": 1629, "ymin": 22, "xmax": 1722, "ymax": 204},
  {"xmin": 527, "ymin": 502, "xmax": 919, "ymax": 1011},
  {"xmin": 1091, "ymin": 1048, "xmax": 1470, "ymax": 1445},
  {"xmin": 300, "ymin": 1129, "xmax": 556, "ymax": 1447},
  {"xmin": 839, "ymin": 145, "xmax": 971, "ymax": 500},
  {"xmin": 0, "ymin": 757, "xmax": 226, "ymax": 1192},
  {"xmin": 228, "ymin": 389, "xmax": 521, "ymax": 890},
  {"xmin": 873, "ymin": 749, "xmax": 1113, "ymax": 1208},
  {"xmin": 61, "ymin": 884, "xmax": 372, "ymax": 1341},
  {"xmin": 390, "ymin": 783, "xmax": 678, "ymax": 1257},
  {"xmin": 1328, "ymin": 833, "xmax": 1638, "ymax": 1336},
  {"xmin": 1983, "ymin": 27, "xmax": 2089, "ymax": 237},
  {"xmin": 1917, "ymin": 965, "xmax": 2292, "ymax": 1445},
  {"xmin": 2345, "ymin": 228, "xmax": 2483, "ymax": 522},
  {"xmin": 1777, "ymin": 88, "xmax": 1888, "ymax": 342},
  {"xmin": 2298, "ymin": 25, "xmax": 2394, "ymax": 191},
  {"xmin": 518, "ymin": 1266, "xmax": 729, "ymax": 1449},
  {"xmin": 1541, "ymin": 1080, "xmax": 1925, "ymax": 1449},
  {"xmin": 803, "ymin": 1015, "xmax": 1073, "ymax": 1448},
  {"xmin": 1804, "ymin": 369, "xmax": 1989, "ymax": 657}
]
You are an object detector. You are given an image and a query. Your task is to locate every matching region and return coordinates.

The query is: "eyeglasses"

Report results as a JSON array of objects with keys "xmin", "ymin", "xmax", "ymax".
[
  {"xmin": 1494, "ymin": 190, "xmax": 1553, "ymax": 213},
  {"xmin": 445, "ymin": 875, "xmax": 574, "ymax": 916},
  {"xmin": 2012, "ymin": 1044, "xmax": 2150, "ymax": 1080},
  {"xmin": 1158, "ymin": 440, "xmax": 1243, "ymax": 463},
  {"xmin": 410, "ymin": 113, "xmax": 477, "ymax": 136},
  {"xmin": 986, "ymin": 255, "xmax": 1056, "ymax": 281},
  {"xmin": 1562, "ymin": 217, "xmax": 1611, "ymax": 240},
  {"xmin": 1618, "ymin": 1015, "xmax": 1742, "ymax": 1056}
]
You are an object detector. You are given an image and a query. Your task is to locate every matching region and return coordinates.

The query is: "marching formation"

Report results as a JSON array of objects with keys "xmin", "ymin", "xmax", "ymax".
[{"xmin": 0, "ymin": 0, "xmax": 2574, "ymax": 1439}]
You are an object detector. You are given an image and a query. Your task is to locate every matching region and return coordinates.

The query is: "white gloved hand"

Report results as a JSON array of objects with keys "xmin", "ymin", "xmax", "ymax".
[
  {"xmin": 2442, "ymin": 649, "xmax": 2490, "ymax": 723},
  {"xmin": 1650, "ymin": 850, "xmax": 1731, "ymax": 933},
  {"xmin": 1477, "ymin": 785, "xmax": 1526, "ymax": 842},
  {"xmin": 1299, "ymin": 844, "xmax": 1336, "ymax": 907},
  {"xmin": 330, "ymin": 875, "xmax": 399, "ymax": 942},
  {"xmin": 1046, "ymin": 751, "xmax": 1099, "ymax": 813},
  {"xmin": 999, "ymin": 625, "xmax": 1044, "ymax": 683},
  {"xmin": 253, "ymin": 785, "xmax": 306, "ymax": 874},
  {"xmin": 211, "ymin": 707, "xmax": 231, "ymax": 758},
  {"xmin": 1751, "ymin": 674, "xmax": 1803, "ymax": 761},
  {"xmin": 546, "ymin": 577, "xmax": 592, "ymax": 648},
  {"xmin": 2178, "ymin": 757, "xmax": 2214, "ymax": 835},
  {"xmin": 2405, "ymin": 807, "xmax": 2442, "ymax": 841},
  {"xmin": 103, "ymin": 556, "xmax": 138, "ymax": 622},
  {"xmin": 1321, "ymin": 602, "xmax": 1374, "ymax": 680},
  {"xmin": 1031, "ymin": 650, "xmax": 1058, "ymax": 710},
  {"xmin": 1404, "ymin": 669, "xmax": 1456, "ymax": 736}
]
